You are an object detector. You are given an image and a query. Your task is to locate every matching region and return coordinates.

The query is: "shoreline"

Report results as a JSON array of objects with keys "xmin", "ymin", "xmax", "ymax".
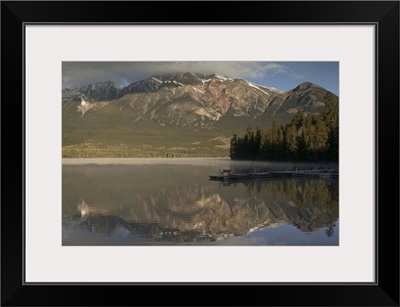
[
  {"xmin": 62, "ymin": 157, "xmax": 338, "ymax": 167},
  {"xmin": 62, "ymin": 157, "xmax": 230, "ymax": 165}
]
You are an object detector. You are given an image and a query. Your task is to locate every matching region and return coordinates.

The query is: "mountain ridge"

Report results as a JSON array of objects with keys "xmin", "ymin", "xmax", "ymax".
[
  {"xmin": 63, "ymin": 72, "xmax": 290, "ymax": 101},
  {"xmin": 62, "ymin": 72, "xmax": 338, "ymax": 157},
  {"xmin": 62, "ymin": 73, "xmax": 336, "ymax": 121}
]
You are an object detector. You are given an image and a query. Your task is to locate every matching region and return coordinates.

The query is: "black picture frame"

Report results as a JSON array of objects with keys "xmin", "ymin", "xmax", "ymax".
[{"xmin": 1, "ymin": 1, "xmax": 399, "ymax": 306}]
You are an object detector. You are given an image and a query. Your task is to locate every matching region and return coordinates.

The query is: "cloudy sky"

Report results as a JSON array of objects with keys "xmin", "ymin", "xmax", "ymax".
[{"xmin": 63, "ymin": 61, "xmax": 339, "ymax": 95}]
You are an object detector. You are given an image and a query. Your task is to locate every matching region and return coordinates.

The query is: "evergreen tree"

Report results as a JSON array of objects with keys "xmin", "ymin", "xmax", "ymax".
[
  {"xmin": 312, "ymin": 116, "xmax": 329, "ymax": 160},
  {"xmin": 230, "ymin": 99, "xmax": 338, "ymax": 162},
  {"xmin": 230, "ymin": 134, "xmax": 238, "ymax": 159},
  {"xmin": 254, "ymin": 126, "xmax": 264, "ymax": 160},
  {"xmin": 292, "ymin": 111, "xmax": 305, "ymax": 129},
  {"xmin": 284, "ymin": 123, "xmax": 298, "ymax": 160},
  {"xmin": 323, "ymin": 96, "xmax": 339, "ymax": 161}
]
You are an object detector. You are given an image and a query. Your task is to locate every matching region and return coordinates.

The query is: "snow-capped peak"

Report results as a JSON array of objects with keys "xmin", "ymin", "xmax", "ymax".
[
  {"xmin": 214, "ymin": 75, "xmax": 234, "ymax": 82},
  {"xmin": 151, "ymin": 76, "xmax": 162, "ymax": 83},
  {"xmin": 245, "ymin": 80, "xmax": 284, "ymax": 95}
]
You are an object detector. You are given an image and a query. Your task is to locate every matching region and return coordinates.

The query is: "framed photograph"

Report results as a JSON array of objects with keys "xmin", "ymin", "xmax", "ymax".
[{"xmin": 1, "ymin": 1, "xmax": 399, "ymax": 306}]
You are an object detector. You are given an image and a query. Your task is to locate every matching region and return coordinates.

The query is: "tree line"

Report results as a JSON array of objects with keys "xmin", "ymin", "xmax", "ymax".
[{"xmin": 230, "ymin": 97, "xmax": 338, "ymax": 162}]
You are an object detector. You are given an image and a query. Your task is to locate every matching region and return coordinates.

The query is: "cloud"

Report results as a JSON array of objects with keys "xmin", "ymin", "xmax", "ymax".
[
  {"xmin": 290, "ymin": 72, "xmax": 310, "ymax": 79},
  {"xmin": 62, "ymin": 61, "xmax": 289, "ymax": 88}
]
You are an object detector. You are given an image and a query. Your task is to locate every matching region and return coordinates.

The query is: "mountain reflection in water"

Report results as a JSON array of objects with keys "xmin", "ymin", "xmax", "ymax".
[{"xmin": 62, "ymin": 160, "xmax": 338, "ymax": 245}]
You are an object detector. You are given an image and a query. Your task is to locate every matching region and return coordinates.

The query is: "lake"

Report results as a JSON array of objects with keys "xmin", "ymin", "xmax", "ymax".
[{"xmin": 62, "ymin": 158, "xmax": 338, "ymax": 246}]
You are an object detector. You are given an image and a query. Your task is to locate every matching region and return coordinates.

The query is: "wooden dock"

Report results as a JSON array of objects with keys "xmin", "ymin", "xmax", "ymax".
[{"xmin": 209, "ymin": 169, "xmax": 338, "ymax": 182}]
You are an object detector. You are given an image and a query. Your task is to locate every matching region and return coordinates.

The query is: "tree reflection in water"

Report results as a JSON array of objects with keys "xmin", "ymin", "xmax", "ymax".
[
  {"xmin": 64, "ymin": 178, "xmax": 338, "ymax": 243},
  {"xmin": 239, "ymin": 178, "xmax": 338, "ymax": 234}
]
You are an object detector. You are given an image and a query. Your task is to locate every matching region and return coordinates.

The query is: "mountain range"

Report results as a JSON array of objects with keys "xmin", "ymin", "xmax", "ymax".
[{"xmin": 62, "ymin": 72, "xmax": 338, "ymax": 157}]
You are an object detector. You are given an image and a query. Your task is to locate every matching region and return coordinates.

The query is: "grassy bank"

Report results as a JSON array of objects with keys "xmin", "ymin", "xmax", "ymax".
[{"xmin": 62, "ymin": 144, "xmax": 230, "ymax": 158}]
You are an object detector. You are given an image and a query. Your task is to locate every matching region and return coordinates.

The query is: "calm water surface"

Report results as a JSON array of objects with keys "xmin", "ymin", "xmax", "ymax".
[{"xmin": 62, "ymin": 158, "xmax": 338, "ymax": 245}]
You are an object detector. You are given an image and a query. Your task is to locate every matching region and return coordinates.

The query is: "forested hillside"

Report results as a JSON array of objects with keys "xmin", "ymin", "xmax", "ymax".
[{"xmin": 230, "ymin": 94, "xmax": 338, "ymax": 162}]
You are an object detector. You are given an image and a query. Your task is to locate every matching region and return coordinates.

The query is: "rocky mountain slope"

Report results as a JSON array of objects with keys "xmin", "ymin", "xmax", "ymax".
[
  {"xmin": 62, "ymin": 73, "xmax": 338, "ymax": 157},
  {"xmin": 63, "ymin": 81, "xmax": 121, "ymax": 101}
]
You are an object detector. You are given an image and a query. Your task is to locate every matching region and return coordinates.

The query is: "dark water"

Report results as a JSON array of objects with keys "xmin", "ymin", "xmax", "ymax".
[{"xmin": 62, "ymin": 158, "xmax": 338, "ymax": 246}]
